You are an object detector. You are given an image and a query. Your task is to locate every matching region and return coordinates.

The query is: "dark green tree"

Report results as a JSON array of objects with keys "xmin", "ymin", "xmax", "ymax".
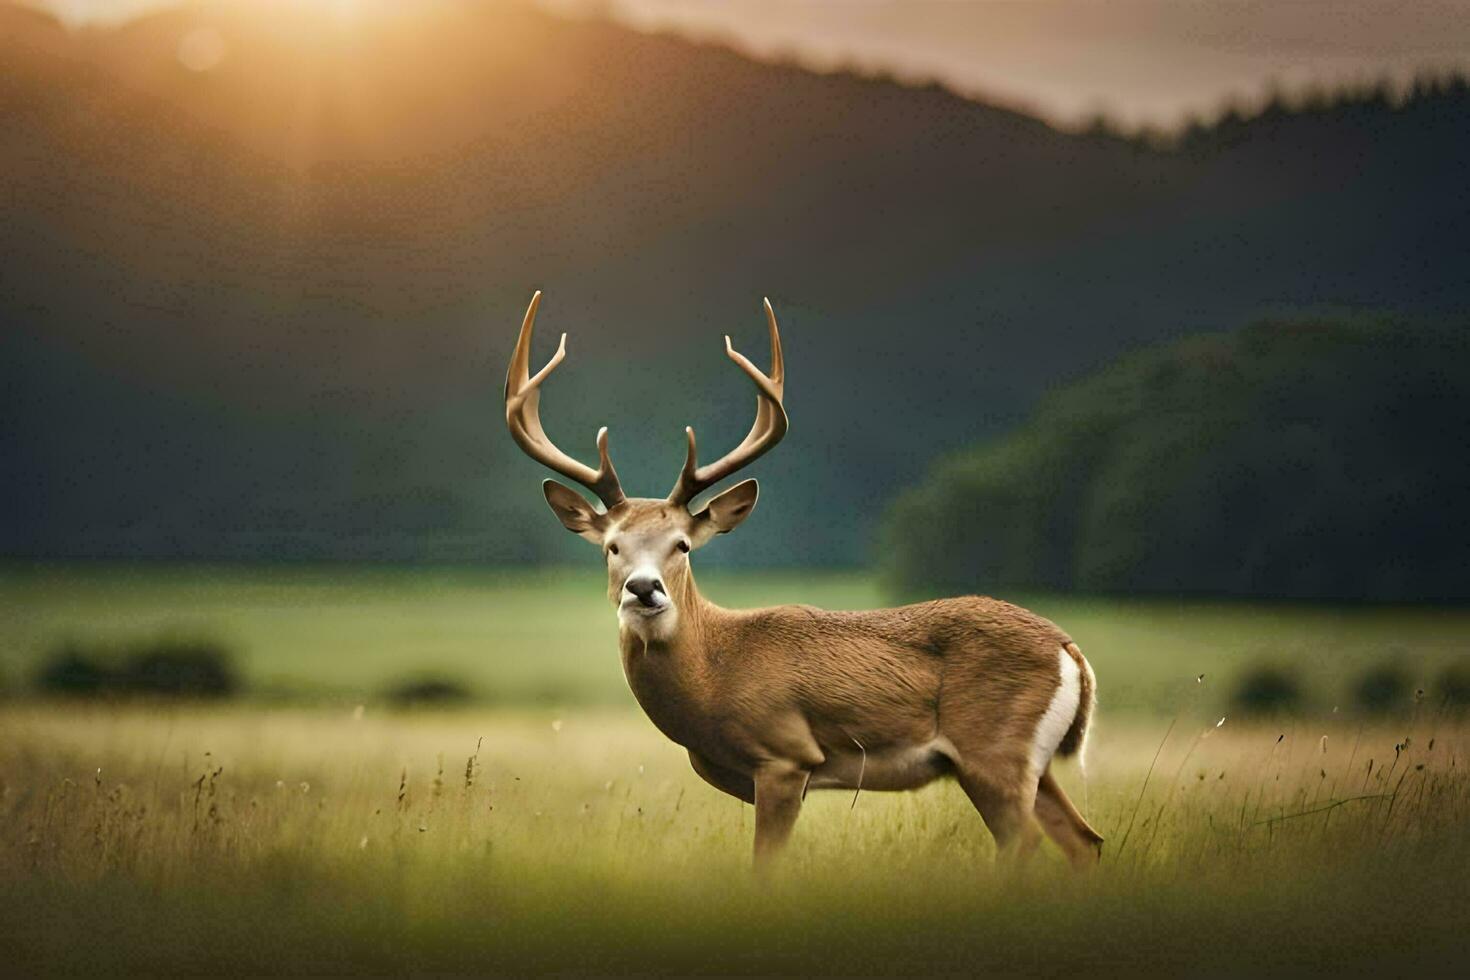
[{"xmin": 881, "ymin": 318, "xmax": 1470, "ymax": 601}]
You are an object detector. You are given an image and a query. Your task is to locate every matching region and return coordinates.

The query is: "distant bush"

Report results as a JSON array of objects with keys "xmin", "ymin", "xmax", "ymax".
[
  {"xmin": 34, "ymin": 647, "xmax": 114, "ymax": 696},
  {"xmin": 1231, "ymin": 665, "xmax": 1304, "ymax": 716},
  {"xmin": 1354, "ymin": 664, "xmax": 1411, "ymax": 714},
  {"xmin": 123, "ymin": 642, "xmax": 238, "ymax": 697},
  {"xmin": 1437, "ymin": 663, "xmax": 1470, "ymax": 708},
  {"xmin": 384, "ymin": 676, "xmax": 474, "ymax": 707},
  {"xmin": 33, "ymin": 638, "xmax": 239, "ymax": 699}
]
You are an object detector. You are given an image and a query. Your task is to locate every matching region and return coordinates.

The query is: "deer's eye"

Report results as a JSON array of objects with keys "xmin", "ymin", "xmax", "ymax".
[
  {"xmin": 608, "ymin": 543, "xmax": 619, "ymax": 556},
  {"xmin": 676, "ymin": 540, "xmax": 690, "ymax": 554}
]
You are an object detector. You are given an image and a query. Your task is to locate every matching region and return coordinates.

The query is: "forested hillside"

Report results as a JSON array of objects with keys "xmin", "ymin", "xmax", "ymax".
[
  {"xmin": 3, "ymin": 0, "xmax": 1467, "ymax": 566},
  {"xmin": 881, "ymin": 318, "xmax": 1470, "ymax": 601}
]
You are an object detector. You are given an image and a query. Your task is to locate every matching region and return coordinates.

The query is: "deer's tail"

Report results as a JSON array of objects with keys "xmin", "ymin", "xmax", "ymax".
[{"xmin": 1054, "ymin": 641, "xmax": 1095, "ymax": 763}]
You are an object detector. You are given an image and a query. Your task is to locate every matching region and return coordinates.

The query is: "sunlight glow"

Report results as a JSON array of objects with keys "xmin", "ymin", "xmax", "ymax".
[
  {"xmin": 296, "ymin": 0, "xmax": 370, "ymax": 19},
  {"xmin": 177, "ymin": 26, "xmax": 226, "ymax": 72},
  {"xmin": 27, "ymin": 0, "xmax": 1470, "ymax": 128}
]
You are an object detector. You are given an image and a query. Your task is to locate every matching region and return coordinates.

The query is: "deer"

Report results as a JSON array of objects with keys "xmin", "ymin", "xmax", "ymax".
[{"xmin": 504, "ymin": 290, "xmax": 1104, "ymax": 869}]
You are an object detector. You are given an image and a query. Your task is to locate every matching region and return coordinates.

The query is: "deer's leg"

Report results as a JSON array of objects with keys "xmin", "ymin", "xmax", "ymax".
[
  {"xmin": 955, "ymin": 764, "xmax": 1042, "ymax": 864},
  {"xmin": 752, "ymin": 763, "xmax": 807, "ymax": 867},
  {"xmin": 937, "ymin": 645, "xmax": 1061, "ymax": 866},
  {"xmin": 1034, "ymin": 767, "xmax": 1103, "ymax": 870},
  {"xmin": 688, "ymin": 750, "xmax": 755, "ymax": 805}
]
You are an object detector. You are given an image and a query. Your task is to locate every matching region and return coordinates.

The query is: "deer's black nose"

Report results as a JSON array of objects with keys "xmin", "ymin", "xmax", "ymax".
[{"xmin": 625, "ymin": 575, "xmax": 665, "ymax": 607}]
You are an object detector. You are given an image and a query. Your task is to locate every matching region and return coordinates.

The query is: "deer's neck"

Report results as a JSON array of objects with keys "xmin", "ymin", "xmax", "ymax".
[{"xmin": 618, "ymin": 568, "xmax": 724, "ymax": 749}]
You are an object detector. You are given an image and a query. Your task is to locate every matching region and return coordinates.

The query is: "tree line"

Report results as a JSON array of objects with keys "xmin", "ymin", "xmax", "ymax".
[{"xmin": 881, "ymin": 317, "xmax": 1470, "ymax": 601}]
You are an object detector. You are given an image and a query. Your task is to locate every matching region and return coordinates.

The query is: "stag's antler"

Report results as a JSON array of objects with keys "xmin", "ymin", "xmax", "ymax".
[
  {"xmin": 668, "ymin": 298, "xmax": 788, "ymax": 506},
  {"xmin": 505, "ymin": 291, "xmax": 626, "ymax": 509}
]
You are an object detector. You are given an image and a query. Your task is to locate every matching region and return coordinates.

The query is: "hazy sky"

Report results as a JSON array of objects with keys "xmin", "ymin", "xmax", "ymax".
[{"xmin": 28, "ymin": 0, "xmax": 1470, "ymax": 127}]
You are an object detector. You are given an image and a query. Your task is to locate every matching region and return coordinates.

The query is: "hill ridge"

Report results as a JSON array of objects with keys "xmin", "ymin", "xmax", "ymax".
[{"xmin": 3, "ymin": 0, "xmax": 1467, "ymax": 565}]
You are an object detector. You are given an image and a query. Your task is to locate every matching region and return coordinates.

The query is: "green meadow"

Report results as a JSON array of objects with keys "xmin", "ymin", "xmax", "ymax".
[
  {"xmin": 3, "ymin": 564, "xmax": 1470, "ymax": 973},
  {"xmin": 4, "ymin": 562, "xmax": 1468, "ymax": 714}
]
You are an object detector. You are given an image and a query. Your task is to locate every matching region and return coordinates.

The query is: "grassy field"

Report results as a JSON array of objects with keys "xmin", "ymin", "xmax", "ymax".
[
  {"xmin": 2, "ymin": 703, "xmax": 1468, "ymax": 975},
  {"xmin": 4, "ymin": 564, "xmax": 1470, "ymax": 973},
  {"xmin": 4, "ymin": 562, "xmax": 1469, "ymax": 713}
]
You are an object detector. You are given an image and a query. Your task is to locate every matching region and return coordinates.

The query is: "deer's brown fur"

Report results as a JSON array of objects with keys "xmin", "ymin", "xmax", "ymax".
[{"xmin": 504, "ymin": 292, "xmax": 1102, "ymax": 868}]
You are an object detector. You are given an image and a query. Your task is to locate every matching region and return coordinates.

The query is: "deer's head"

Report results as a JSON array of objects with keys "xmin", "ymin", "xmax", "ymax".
[{"xmin": 505, "ymin": 292, "xmax": 787, "ymax": 641}]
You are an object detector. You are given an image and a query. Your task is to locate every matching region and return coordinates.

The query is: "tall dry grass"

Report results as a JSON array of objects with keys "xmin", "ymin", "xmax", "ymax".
[{"xmin": 2, "ymin": 700, "xmax": 1468, "ymax": 974}]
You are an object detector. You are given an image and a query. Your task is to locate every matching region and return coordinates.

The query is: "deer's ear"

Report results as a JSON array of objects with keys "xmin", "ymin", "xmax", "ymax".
[
  {"xmin": 543, "ymin": 480, "xmax": 606, "ymax": 544},
  {"xmin": 691, "ymin": 479, "xmax": 759, "ymax": 546}
]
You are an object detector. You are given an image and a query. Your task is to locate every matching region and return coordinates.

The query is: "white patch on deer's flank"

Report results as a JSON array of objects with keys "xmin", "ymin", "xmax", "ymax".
[{"xmin": 1030, "ymin": 647, "xmax": 1081, "ymax": 779}]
